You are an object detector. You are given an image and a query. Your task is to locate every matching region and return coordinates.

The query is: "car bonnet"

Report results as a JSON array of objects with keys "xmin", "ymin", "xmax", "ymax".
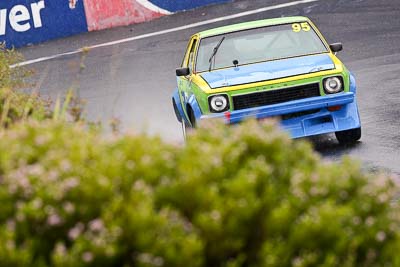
[{"xmin": 199, "ymin": 54, "xmax": 335, "ymax": 89}]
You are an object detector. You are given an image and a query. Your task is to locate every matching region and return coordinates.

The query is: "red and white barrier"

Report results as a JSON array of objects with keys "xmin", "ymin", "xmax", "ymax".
[{"xmin": 84, "ymin": 0, "xmax": 170, "ymax": 31}]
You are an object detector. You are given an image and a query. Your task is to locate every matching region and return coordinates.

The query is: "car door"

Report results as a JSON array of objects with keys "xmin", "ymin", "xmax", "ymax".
[{"xmin": 178, "ymin": 37, "xmax": 198, "ymax": 121}]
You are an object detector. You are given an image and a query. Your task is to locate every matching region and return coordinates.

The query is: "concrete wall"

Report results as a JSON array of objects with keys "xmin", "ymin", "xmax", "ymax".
[{"xmin": 0, "ymin": 0, "xmax": 230, "ymax": 48}]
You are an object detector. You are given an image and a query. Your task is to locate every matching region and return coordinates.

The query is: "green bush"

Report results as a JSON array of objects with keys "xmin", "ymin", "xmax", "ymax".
[
  {"xmin": 0, "ymin": 119, "xmax": 399, "ymax": 267},
  {"xmin": 0, "ymin": 45, "xmax": 32, "ymax": 89},
  {"xmin": 0, "ymin": 47, "xmax": 51, "ymax": 127},
  {"xmin": 0, "ymin": 88, "xmax": 50, "ymax": 127}
]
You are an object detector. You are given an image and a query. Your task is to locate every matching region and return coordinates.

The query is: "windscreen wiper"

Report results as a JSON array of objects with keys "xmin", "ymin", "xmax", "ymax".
[{"xmin": 208, "ymin": 36, "xmax": 225, "ymax": 72}]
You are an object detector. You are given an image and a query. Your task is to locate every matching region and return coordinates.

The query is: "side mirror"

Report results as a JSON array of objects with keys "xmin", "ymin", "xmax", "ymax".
[
  {"xmin": 330, "ymin": 43, "xmax": 343, "ymax": 53},
  {"xmin": 176, "ymin": 67, "xmax": 190, "ymax": 76}
]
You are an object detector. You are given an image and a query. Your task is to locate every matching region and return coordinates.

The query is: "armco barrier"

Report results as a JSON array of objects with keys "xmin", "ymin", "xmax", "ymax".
[{"xmin": 0, "ymin": 0, "xmax": 231, "ymax": 48}]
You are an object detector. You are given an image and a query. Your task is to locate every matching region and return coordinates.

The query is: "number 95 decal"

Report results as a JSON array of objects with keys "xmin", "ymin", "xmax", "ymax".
[{"xmin": 292, "ymin": 22, "xmax": 311, "ymax": 32}]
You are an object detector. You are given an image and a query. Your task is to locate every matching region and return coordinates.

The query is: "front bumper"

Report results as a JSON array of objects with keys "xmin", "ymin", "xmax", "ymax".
[{"xmin": 200, "ymin": 92, "xmax": 361, "ymax": 138}]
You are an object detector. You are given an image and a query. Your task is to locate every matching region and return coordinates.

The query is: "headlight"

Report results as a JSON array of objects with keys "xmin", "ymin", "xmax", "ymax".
[
  {"xmin": 323, "ymin": 76, "xmax": 343, "ymax": 94},
  {"xmin": 209, "ymin": 94, "xmax": 229, "ymax": 113}
]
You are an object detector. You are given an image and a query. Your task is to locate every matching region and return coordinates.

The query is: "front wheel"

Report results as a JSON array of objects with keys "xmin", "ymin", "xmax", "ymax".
[{"xmin": 335, "ymin": 127, "xmax": 361, "ymax": 145}]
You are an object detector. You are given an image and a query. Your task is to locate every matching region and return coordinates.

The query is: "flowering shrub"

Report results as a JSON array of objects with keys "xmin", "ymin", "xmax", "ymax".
[{"xmin": 0, "ymin": 119, "xmax": 399, "ymax": 267}]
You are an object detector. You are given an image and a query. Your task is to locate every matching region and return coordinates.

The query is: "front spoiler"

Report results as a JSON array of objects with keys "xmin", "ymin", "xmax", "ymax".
[{"xmin": 200, "ymin": 92, "xmax": 361, "ymax": 138}]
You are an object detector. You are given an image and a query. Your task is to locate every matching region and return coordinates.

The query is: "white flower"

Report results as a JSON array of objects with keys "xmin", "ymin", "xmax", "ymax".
[
  {"xmin": 47, "ymin": 214, "xmax": 62, "ymax": 226},
  {"xmin": 60, "ymin": 160, "xmax": 72, "ymax": 172},
  {"xmin": 365, "ymin": 216, "xmax": 375, "ymax": 227},
  {"xmin": 82, "ymin": 251, "xmax": 94, "ymax": 263},
  {"xmin": 63, "ymin": 177, "xmax": 79, "ymax": 191},
  {"xmin": 63, "ymin": 202, "xmax": 75, "ymax": 214},
  {"xmin": 6, "ymin": 220, "xmax": 16, "ymax": 231},
  {"xmin": 68, "ymin": 222, "xmax": 84, "ymax": 240},
  {"xmin": 89, "ymin": 219, "xmax": 104, "ymax": 232},
  {"xmin": 54, "ymin": 242, "xmax": 67, "ymax": 256},
  {"xmin": 28, "ymin": 164, "xmax": 44, "ymax": 176},
  {"xmin": 35, "ymin": 135, "xmax": 48, "ymax": 146},
  {"xmin": 134, "ymin": 180, "xmax": 146, "ymax": 191},
  {"xmin": 126, "ymin": 160, "xmax": 135, "ymax": 170},
  {"xmin": 32, "ymin": 198, "xmax": 43, "ymax": 209},
  {"xmin": 352, "ymin": 216, "xmax": 361, "ymax": 225},
  {"xmin": 210, "ymin": 210, "xmax": 221, "ymax": 221},
  {"xmin": 376, "ymin": 231, "xmax": 386, "ymax": 242}
]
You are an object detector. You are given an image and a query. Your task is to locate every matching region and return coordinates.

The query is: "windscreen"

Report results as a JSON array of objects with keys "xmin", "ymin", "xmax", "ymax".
[{"xmin": 196, "ymin": 22, "xmax": 328, "ymax": 72}]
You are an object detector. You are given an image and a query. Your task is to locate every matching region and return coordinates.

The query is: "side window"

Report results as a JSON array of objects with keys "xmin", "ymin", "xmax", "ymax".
[
  {"xmin": 181, "ymin": 38, "xmax": 197, "ymax": 72},
  {"xmin": 188, "ymin": 39, "xmax": 197, "ymax": 72}
]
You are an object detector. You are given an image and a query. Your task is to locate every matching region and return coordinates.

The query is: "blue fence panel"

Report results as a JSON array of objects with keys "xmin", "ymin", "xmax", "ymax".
[
  {"xmin": 0, "ymin": 0, "xmax": 88, "ymax": 48},
  {"xmin": 148, "ymin": 0, "xmax": 232, "ymax": 13}
]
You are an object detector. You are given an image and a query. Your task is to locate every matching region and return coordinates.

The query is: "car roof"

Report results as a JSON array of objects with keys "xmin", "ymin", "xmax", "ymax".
[{"xmin": 197, "ymin": 16, "xmax": 310, "ymax": 38}]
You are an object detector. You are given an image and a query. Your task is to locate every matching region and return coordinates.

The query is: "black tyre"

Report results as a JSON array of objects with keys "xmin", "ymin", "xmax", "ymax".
[
  {"xmin": 188, "ymin": 109, "xmax": 196, "ymax": 128},
  {"xmin": 335, "ymin": 127, "xmax": 361, "ymax": 145}
]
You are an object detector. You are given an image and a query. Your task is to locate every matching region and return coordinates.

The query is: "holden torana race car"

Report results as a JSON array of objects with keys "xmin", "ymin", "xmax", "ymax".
[{"xmin": 172, "ymin": 16, "xmax": 361, "ymax": 144}]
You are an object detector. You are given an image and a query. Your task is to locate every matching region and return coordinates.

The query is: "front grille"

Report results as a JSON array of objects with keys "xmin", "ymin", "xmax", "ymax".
[{"xmin": 232, "ymin": 83, "xmax": 321, "ymax": 110}]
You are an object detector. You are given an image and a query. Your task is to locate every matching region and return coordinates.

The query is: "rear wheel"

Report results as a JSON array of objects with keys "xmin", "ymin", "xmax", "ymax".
[{"xmin": 335, "ymin": 127, "xmax": 361, "ymax": 145}]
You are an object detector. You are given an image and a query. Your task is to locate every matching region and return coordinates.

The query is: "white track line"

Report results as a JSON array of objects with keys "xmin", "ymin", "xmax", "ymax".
[{"xmin": 11, "ymin": 0, "xmax": 321, "ymax": 68}]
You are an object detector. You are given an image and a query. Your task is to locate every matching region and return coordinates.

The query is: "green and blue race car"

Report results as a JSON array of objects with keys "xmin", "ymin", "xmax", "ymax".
[{"xmin": 172, "ymin": 16, "xmax": 361, "ymax": 144}]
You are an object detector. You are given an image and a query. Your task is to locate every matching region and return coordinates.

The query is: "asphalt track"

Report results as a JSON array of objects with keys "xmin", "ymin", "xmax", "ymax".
[{"xmin": 18, "ymin": 0, "xmax": 400, "ymax": 174}]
